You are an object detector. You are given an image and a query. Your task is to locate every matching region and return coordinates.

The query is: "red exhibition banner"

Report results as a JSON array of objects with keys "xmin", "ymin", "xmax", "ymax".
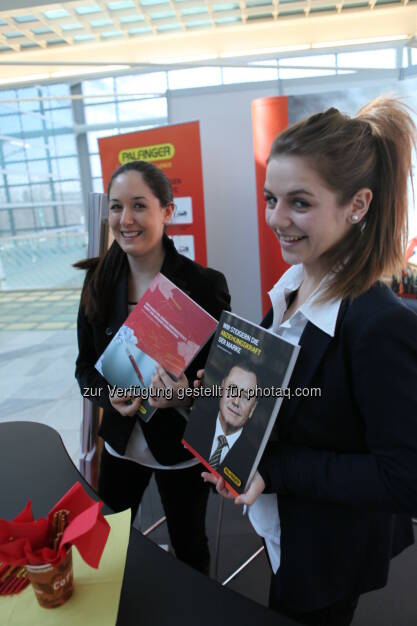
[
  {"xmin": 251, "ymin": 96, "xmax": 289, "ymax": 316},
  {"xmin": 98, "ymin": 121, "xmax": 207, "ymax": 265}
]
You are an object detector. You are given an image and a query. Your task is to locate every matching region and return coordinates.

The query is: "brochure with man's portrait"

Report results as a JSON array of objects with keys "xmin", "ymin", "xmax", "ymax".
[{"xmin": 183, "ymin": 311, "xmax": 300, "ymax": 496}]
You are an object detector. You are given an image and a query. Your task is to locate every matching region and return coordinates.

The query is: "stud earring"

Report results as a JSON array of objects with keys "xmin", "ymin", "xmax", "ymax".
[{"xmin": 351, "ymin": 214, "xmax": 359, "ymax": 223}]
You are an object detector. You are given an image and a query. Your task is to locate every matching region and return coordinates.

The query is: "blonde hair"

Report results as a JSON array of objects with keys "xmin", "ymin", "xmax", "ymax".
[{"xmin": 268, "ymin": 96, "xmax": 416, "ymax": 301}]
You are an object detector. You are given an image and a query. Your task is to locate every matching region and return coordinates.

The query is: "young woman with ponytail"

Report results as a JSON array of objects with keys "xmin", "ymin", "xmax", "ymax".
[
  {"xmin": 75, "ymin": 160, "xmax": 230, "ymax": 574},
  {"xmin": 204, "ymin": 97, "xmax": 417, "ymax": 624}
]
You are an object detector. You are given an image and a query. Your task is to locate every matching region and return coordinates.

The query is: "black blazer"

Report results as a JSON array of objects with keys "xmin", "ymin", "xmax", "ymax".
[
  {"xmin": 258, "ymin": 282, "xmax": 417, "ymax": 612},
  {"xmin": 75, "ymin": 236, "xmax": 231, "ymax": 466}
]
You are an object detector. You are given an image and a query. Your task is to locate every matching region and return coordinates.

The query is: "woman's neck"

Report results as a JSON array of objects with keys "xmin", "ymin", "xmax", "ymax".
[
  {"xmin": 127, "ymin": 240, "xmax": 165, "ymax": 301},
  {"xmin": 282, "ymin": 264, "xmax": 325, "ymax": 322},
  {"xmin": 297, "ymin": 263, "xmax": 326, "ymax": 306}
]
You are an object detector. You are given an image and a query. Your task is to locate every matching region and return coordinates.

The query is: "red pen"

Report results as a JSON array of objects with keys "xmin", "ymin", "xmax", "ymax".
[{"xmin": 124, "ymin": 345, "xmax": 146, "ymax": 387}]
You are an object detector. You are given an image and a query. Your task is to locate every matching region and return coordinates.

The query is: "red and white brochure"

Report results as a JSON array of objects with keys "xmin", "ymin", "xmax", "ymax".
[{"xmin": 96, "ymin": 273, "xmax": 218, "ymax": 422}]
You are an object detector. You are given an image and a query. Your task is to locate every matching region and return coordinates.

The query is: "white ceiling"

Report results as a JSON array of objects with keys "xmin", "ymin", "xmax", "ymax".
[{"xmin": 0, "ymin": 0, "xmax": 416, "ymax": 85}]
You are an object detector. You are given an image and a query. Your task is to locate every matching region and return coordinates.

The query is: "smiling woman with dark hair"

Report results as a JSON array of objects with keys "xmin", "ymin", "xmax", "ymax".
[
  {"xmin": 204, "ymin": 97, "xmax": 417, "ymax": 625},
  {"xmin": 75, "ymin": 160, "xmax": 230, "ymax": 574}
]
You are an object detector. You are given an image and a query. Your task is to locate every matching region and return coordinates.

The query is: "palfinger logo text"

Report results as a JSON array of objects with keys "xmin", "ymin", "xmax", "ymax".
[{"xmin": 118, "ymin": 143, "xmax": 175, "ymax": 164}]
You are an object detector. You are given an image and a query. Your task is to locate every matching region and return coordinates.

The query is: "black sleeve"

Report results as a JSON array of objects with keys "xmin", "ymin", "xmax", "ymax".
[
  {"xmin": 258, "ymin": 304, "xmax": 417, "ymax": 516},
  {"xmin": 184, "ymin": 269, "xmax": 231, "ymax": 384},
  {"xmin": 74, "ymin": 302, "xmax": 113, "ymax": 412}
]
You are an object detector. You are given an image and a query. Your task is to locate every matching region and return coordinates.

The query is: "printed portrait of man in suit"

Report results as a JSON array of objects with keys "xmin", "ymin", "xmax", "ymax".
[{"xmin": 208, "ymin": 364, "xmax": 258, "ymax": 471}]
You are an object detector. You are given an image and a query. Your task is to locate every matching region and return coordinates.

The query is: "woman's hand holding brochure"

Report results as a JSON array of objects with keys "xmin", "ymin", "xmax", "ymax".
[{"xmin": 202, "ymin": 470, "xmax": 265, "ymax": 506}]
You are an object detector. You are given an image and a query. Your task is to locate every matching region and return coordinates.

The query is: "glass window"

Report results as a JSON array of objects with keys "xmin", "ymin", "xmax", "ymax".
[
  {"xmin": 76, "ymin": 4, "xmax": 102, "ymax": 15},
  {"xmin": 117, "ymin": 97, "xmax": 168, "ymax": 122},
  {"xmin": 48, "ymin": 134, "xmax": 77, "ymax": 157},
  {"xmin": 17, "ymin": 87, "xmax": 40, "ymax": 113},
  {"xmin": 87, "ymin": 128, "xmax": 118, "ymax": 154},
  {"xmin": 0, "ymin": 89, "xmax": 17, "ymax": 101},
  {"xmin": 280, "ymin": 54, "xmax": 335, "ymax": 68},
  {"xmin": 119, "ymin": 14, "xmax": 146, "ymax": 23},
  {"xmin": 117, "ymin": 98, "xmax": 142, "ymax": 122},
  {"xmin": 222, "ymin": 66, "xmax": 278, "ymax": 84},
  {"xmin": 44, "ymin": 83, "xmax": 71, "ymax": 109},
  {"xmin": 0, "ymin": 210, "xmax": 11, "ymax": 232},
  {"xmin": 279, "ymin": 67, "xmax": 335, "ymax": 79},
  {"xmin": 168, "ymin": 67, "xmax": 222, "ymax": 89},
  {"xmin": 51, "ymin": 157, "xmax": 80, "ymax": 181},
  {"xmin": 0, "ymin": 101, "xmax": 21, "ymax": 117},
  {"xmin": 30, "ymin": 183, "xmax": 53, "ymax": 202},
  {"xmin": 108, "ymin": 0, "xmax": 136, "ymax": 9},
  {"xmin": 46, "ymin": 108, "xmax": 73, "ymax": 129},
  {"xmin": 337, "ymin": 48, "xmax": 396, "ymax": 69},
  {"xmin": 5, "ymin": 162, "xmax": 28, "ymax": 185},
  {"xmin": 27, "ymin": 160, "xmax": 51, "ymax": 182},
  {"xmin": 116, "ymin": 72, "xmax": 167, "ymax": 96},
  {"xmin": 43, "ymin": 9, "xmax": 70, "ymax": 18},
  {"xmin": 92, "ymin": 177, "xmax": 104, "ymax": 193},
  {"xmin": 25, "ymin": 136, "xmax": 49, "ymax": 160},
  {"xmin": 7, "ymin": 186, "xmax": 29, "ymax": 203},
  {"xmin": 0, "ymin": 114, "xmax": 21, "ymax": 134},
  {"xmin": 2, "ymin": 138, "xmax": 26, "ymax": 161},
  {"xmin": 82, "ymin": 77, "xmax": 115, "ymax": 105},
  {"xmin": 118, "ymin": 97, "xmax": 166, "ymax": 121},
  {"xmin": 55, "ymin": 180, "xmax": 82, "ymax": 201},
  {"xmin": 85, "ymin": 103, "xmax": 117, "ymax": 125},
  {"xmin": 249, "ymin": 59, "xmax": 278, "ymax": 67},
  {"xmin": 13, "ymin": 208, "xmax": 35, "ymax": 230},
  {"xmin": 90, "ymin": 154, "xmax": 102, "ymax": 178},
  {"xmin": 20, "ymin": 112, "xmax": 44, "ymax": 132}
]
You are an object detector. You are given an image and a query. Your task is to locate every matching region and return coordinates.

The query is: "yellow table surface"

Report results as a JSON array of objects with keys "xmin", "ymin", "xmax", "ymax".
[{"xmin": 0, "ymin": 510, "xmax": 131, "ymax": 626}]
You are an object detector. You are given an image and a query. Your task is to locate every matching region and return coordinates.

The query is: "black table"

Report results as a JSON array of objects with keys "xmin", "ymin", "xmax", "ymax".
[{"xmin": 0, "ymin": 421, "xmax": 296, "ymax": 626}]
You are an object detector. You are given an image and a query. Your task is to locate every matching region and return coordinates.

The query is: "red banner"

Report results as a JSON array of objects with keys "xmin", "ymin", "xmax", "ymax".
[
  {"xmin": 98, "ymin": 121, "xmax": 207, "ymax": 265},
  {"xmin": 251, "ymin": 96, "xmax": 289, "ymax": 316}
]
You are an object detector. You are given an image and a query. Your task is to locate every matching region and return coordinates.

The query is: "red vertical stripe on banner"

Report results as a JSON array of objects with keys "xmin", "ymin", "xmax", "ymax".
[{"xmin": 251, "ymin": 97, "xmax": 289, "ymax": 316}]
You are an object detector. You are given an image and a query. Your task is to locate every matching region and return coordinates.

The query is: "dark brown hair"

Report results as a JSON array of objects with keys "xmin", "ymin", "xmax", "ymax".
[
  {"xmin": 268, "ymin": 96, "xmax": 416, "ymax": 301},
  {"xmin": 74, "ymin": 160, "xmax": 173, "ymax": 321},
  {"xmin": 107, "ymin": 160, "xmax": 173, "ymax": 207}
]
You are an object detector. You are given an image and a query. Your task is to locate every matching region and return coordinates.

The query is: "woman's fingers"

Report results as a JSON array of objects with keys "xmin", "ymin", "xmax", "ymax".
[
  {"xmin": 202, "ymin": 470, "xmax": 266, "ymax": 505},
  {"xmin": 201, "ymin": 471, "xmax": 217, "ymax": 485},
  {"xmin": 155, "ymin": 366, "xmax": 172, "ymax": 389},
  {"xmin": 109, "ymin": 390, "xmax": 142, "ymax": 416},
  {"xmin": 193, "ymin": 369, "xmax": 205, "ymax": 388},
  {"xmin": 234, "ymin": 472, "xmax": 265, "ymax": 506},
  {"xmin": 201, "ymin": 472, "xmax": 235, "ymax": 499},
  {"xmin": 148, "ymin": 367, "xmax": 193, "ymax": 408}
]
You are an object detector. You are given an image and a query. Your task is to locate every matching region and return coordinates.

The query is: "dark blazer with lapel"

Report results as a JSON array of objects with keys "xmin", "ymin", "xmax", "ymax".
[
  {"xmin": 258, "ymin": 282, "xmax": 417, "ymax": 612},
  {"xmin": 75, "ymin": 236, "xmax": 231, "ymax": 466}
]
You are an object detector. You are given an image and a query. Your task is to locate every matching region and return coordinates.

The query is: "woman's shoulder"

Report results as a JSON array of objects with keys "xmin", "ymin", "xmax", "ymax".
[
  {"xmin": 177, "ymin": 255, "xmax": 230, "ymax": 308},
  {"xmin": 183, "ymin": 255, "xmax": 227, "ymax": 284},
  {"xmin": 343, "ymin": 281, "xmax": 417, "ymax": 335},
  {"xmin": 164, "ymin": 247, "xmax": 230, "ymax": 315},
  {"xmin": 165, "ymin": 240, "xmax": 227, "ymax": 286}
]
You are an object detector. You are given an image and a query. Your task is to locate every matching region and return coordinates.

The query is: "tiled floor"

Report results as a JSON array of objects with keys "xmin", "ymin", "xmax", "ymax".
[
  {"xmin": 0, "ymin": 328, "xmax": 82, "ymax": 465},
  {"xmin": 0, "ymin": 289, "xmax": 80, "ymax": 331}
]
